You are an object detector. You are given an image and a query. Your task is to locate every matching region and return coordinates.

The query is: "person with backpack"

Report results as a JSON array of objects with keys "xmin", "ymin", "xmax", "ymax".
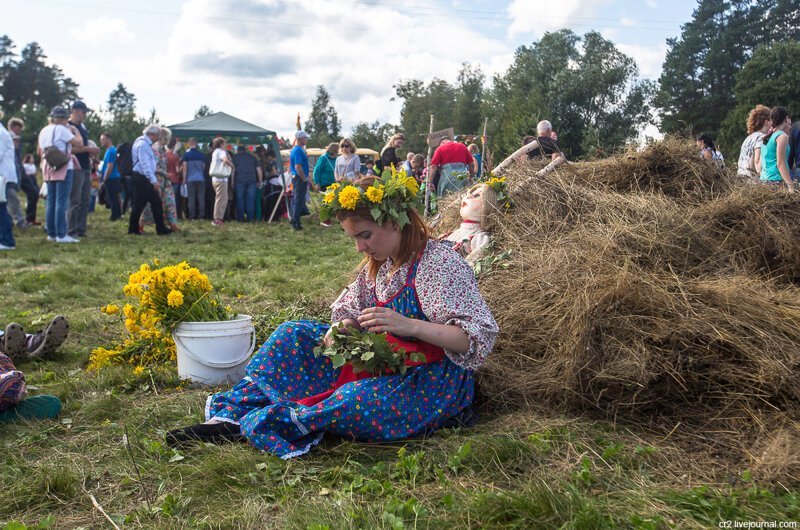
[
  {"xmin": 115, "ymin": 140, "xmax": 134, "ymax": 214},
  {"xmin": 37, "ymin": 106, "xmax": 84, "ymax": 244}
]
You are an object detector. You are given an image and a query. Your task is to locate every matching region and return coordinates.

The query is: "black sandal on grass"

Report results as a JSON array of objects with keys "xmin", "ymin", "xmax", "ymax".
[
  {"xmin": 26, "ymin": 315, "xmax": 69, "ymax": 359},
  {"xmin": 166, "ymin": 422, "xmax": 245, "ymax": 448},
  {"xmin": 3, "ymin": 323, "xmax": 26, "ymax": 360}
]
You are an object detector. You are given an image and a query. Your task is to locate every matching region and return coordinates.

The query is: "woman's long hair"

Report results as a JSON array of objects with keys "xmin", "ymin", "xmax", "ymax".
[
  {"xmin": 336, "ymin": 175, "xmax": 429, "ymax": 280},
  {"xmin": 380, "ymin": 133, "xmax": 405, "ymax": 157},
  {"xmin": 763, "ymin": 106, "xmax": 790, "ymax": 145}
]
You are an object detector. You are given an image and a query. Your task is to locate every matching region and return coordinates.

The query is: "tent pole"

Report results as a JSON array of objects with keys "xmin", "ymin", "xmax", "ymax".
[
  {"xmin": 423, "ymin": 113, "xmax": 434, "ymax": 219},
  {"xmin": 480, "ymin": 117, "xmax": 488, "ymax": 177}
]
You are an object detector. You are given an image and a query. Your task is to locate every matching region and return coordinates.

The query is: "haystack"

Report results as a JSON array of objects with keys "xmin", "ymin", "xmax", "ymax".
[{"xmin": 443, "ymin": 139, "xmax": 800, "ymax": 483}]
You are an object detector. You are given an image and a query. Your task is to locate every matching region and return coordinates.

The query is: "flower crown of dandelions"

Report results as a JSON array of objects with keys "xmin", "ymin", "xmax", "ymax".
[
  {"xmin": 481, "ymin": 174, "xmax": 513, "ymax": 211},
  {"xmin": 319, "ymin": 167, "xmax": 423, "ymax": 229}
]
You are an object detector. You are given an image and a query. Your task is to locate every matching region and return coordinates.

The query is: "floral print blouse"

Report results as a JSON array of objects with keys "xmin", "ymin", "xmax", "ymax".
[{"xmin": 331, "ymin": 239, "xmax": 498, "ymax": 370}]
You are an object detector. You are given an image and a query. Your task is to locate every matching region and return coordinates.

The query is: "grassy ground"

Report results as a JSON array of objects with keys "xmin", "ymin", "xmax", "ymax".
[{"xmin": 1, "ymin": 209, "xmax": 799, "ymax": 529}]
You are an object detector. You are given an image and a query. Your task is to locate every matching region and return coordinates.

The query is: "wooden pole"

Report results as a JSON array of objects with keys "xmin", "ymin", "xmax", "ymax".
[
  {"xmin": 423, "ymin": 114, "xmax": 434, "ymax": 218},
  {"xmin": 480, "ymin": 117, "xmax": 488, "ymax": 178}
]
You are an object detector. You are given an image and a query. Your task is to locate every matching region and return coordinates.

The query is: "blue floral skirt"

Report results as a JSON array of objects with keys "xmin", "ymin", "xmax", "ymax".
[{"xmin": 206, "ymin": 320, "xmax": 474, "ymax": 458}]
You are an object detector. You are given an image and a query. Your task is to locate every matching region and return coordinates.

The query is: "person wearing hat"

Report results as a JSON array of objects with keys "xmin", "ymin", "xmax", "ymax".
[
  {"xmin": 37, "ymin": 106, "xmax": 84, "ymax": 243},
  {"xmin": 290, "ymin": 130, "xmax": 310, "ymax": 230},
  {"xmin": 8, "ymin": 118, "xmax": 40, "ymax": 227},
  {"xmin": 128, "ymin": 124, "xmax": 172, "ymax": 236},
  {"xmin": 67, "ymin": 101, "xmax": 99, "ymax": 239}
]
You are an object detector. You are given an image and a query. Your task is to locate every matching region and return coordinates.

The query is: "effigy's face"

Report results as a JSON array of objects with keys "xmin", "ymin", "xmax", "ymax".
[{"xmin": 460, "ymin": 185, "xmax": 485, "ymax": 222}]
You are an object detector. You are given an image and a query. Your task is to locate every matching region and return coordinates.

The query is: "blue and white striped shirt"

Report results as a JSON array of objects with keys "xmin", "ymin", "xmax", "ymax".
[{"xmin": 132, "ymin": 135, "xmax": 157, "ymax": 184}]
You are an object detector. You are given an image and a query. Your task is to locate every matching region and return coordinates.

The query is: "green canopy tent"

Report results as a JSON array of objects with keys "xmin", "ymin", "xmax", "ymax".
[
  {"xmin": 167, "ymin": 112, "xmax": 288, "ymax": 221},
  {"xmin": 167, "ymin": 111, "xmax": 282, "ymax": 155}
]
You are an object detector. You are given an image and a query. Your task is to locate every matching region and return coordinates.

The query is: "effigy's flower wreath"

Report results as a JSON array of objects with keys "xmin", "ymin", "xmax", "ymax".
[
  {"xmin": 319, "ymin": 167, "xmax": 423, "ymax": 229},
  {"xmin": 89, "ymin": 260, "xmax": 233, "ymax": 373},
  {"xmin": 481, "ymin": 174, "xmax": 513, "ymax": 211}
]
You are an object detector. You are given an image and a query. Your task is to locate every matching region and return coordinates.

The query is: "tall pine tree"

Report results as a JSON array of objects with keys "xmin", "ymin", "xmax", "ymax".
[{"xmin": 304, "ymin": 86, "xmax": 340, "ymax": 147}]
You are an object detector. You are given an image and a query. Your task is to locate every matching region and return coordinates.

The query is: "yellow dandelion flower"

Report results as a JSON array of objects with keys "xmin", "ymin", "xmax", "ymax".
[
  {"xmin": 133, "ymin": 366, "xmax": 145, "ymax": 376},
  {"xmin": 225, "ymin": 305, "xmax": 233, "ymax": 312},
  {"xmin": 365, "ymin": 185, "xmax": 385, "ymax": 203},
  {"xmin": 124, "ymin": 319, "xmax": 140, "ymax": 334},
  {"xmin": 167, "ymin": 290, "xmax": 184, "ymax": 307},
  {"xmin": 323, "ymin": 191, "xmax": 335, "ymax": 204},
  {"xmin": 338, "ymin": 185, "xmax": 361, "ymax": 210},
  {"xmin": 328, "ymin": 182, "xmax": 341, "ymax": 192},
  {"xmin": 102, "ymin": 304, "xmax": 120, "ymax": 315}
]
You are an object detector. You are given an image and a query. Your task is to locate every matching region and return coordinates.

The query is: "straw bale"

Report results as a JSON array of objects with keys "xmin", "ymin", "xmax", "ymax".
[{"xmin": 435, "ymin": 139, "xmax": 800, "ymax": 480}]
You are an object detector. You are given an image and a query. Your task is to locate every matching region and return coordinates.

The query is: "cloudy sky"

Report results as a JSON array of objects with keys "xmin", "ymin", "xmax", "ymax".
[{"xmin": 6, "ymin": 0, "xmax": 696, "ymax": 138}]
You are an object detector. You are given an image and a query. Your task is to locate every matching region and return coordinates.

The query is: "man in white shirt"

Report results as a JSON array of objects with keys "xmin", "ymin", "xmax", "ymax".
[{"xmin": 128, "ymin": 124, "xmax": 171, "ymax": 236}]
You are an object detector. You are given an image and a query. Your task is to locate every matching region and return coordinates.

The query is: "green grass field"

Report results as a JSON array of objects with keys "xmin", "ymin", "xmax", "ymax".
[{"xmin": 1, "ymin": 211, "xmax": 799, "ymax": 529}]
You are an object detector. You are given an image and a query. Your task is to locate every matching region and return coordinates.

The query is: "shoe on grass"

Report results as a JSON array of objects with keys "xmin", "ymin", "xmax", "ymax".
[
  {"xmin": 3, "ymin": 323, "xmax": 26, "ymax": 360},
  {"xmin": 166, "ymin": 422, "xmax": 245, "ymax": 448},
  {"xmin": 56, "ymin": 236, "xmax": 79, "ymax": 243},
  {"xmin": 26, "ymin": 315, "xmax": 69, "ymax": 359},
  {"xmin": 0, "ymin": 244, "xmax": 15, "ymax": 250}
]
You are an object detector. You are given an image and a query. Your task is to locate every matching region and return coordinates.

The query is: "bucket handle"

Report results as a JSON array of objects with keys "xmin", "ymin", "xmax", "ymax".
[{"xmin": 173, "ymin": 326, "xmax": 256, "ymax": 369}]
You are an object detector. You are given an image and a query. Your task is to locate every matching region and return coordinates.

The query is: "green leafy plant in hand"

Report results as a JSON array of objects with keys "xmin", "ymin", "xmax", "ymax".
[{"xmin": 314, "ymin": 323, "xmax": 426, "ymax": 375}]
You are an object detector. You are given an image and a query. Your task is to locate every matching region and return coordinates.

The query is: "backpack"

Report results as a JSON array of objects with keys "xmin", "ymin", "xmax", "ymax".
[{"xmin": 116, "ymin": 142, "xmax": 133, "ymax": 177}]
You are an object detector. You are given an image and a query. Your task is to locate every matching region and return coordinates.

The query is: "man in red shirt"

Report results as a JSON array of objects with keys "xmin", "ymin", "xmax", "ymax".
[{"xmin": 429, "ymin": 137, "xmax": 474, "ymax": 197}]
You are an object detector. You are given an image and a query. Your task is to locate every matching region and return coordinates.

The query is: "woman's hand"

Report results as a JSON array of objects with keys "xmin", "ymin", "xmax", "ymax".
[
  {"xmin": 323, "ymin": 318, "xmax": 359, "ymax": 347},
  {"xmin": 357, "ymin": 307, "xmax": 417, "ymax": 337}
]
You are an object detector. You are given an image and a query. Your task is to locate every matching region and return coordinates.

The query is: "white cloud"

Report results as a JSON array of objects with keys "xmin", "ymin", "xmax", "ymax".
[
  {"xmin": 645, "ymin": 0, "xmax": 658, "ymax": 8},
  {"xmin": 68, "ymin": 16, "xmax": 135, "ymax": 45},
  {"xmin": 506, "ymin": 0, "xmax": 610, "ymax": 38},
  {"xmin": 617, "ymin": 42, "xmax": 668, "ymax": 79},
  {"xmin": 620, "ymin": 17, "xmax": 636, "ymax": 27},
  {"xmin": 139, "ymin": 0, "xmax": 511, "ymax": 138}
]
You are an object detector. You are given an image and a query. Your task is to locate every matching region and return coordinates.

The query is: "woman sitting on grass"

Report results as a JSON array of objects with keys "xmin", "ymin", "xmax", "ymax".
[{"xmin": 167, "ymin": 171, "xmax": 498, "ymax": 458}]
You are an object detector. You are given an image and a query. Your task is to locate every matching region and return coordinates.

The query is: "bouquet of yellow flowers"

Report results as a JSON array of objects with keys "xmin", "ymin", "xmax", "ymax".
[{"xmin": 89, "ymin": 260, "xmax": 233, "ymax": 373}]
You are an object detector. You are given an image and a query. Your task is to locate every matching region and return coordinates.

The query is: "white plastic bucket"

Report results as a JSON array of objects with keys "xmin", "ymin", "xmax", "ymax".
[{"xmin": 173, "ymin": 314, "xmax": 256, "ymax": 386}]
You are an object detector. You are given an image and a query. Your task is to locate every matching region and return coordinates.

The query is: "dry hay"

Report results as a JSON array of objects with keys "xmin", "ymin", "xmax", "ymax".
[{"xmin": 438, "ymin": 139, "xmax": 800, "ymax": 482}]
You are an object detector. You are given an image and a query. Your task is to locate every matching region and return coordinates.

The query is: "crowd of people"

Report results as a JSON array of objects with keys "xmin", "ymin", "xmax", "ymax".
[
  {"xmin": 0, "ymin": 102, "xmax": 564, "ymax": 248},
  {"xmin": 695, "ymin": 105, "xmax": 800, "ymax": 191}
]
